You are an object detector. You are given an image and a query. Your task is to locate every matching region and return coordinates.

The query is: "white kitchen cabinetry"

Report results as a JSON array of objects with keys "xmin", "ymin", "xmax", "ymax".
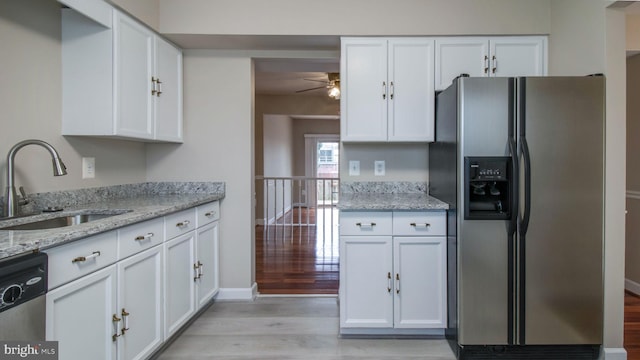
[
  {"xmin": 117, "ymin": 246, "xmax": 164, "ymax": 360},
  {"xmin": 46, "ymin": 265, "xmax": 117, "ymax": 360},
  {"xmin": 339, "ymin": 211, "xmax": 446, "ymax": 334},
  {"xmin": 341, "ymin": 37, "xmax": 435, "ymax": 142},
  {"xmin": 164, "ymin": 203, "xmax": 220, "ymax": 337},
  {"xmin": 164, "ymin": 231, "xmax": 196, "ymax": 338},
  {"xmin": 61, "ymin": 7, "xmax": 182, "ymax": 142},
  {"xmin": 435, "ymin": 36, "xmax": 547, "ymax": 90},
  {"xmin": 46, "ymin": 201, "xmax": 221, "ymax": 359}
]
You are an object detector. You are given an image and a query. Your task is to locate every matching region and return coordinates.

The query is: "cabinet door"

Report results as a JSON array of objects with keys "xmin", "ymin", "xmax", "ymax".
[
  {"xmin": 195, "ymin": 221, "xmax": 220, "ymax": 309},
  {"xmin": 490, "ymin": 36, "xmax": 547, "ymax": 77},
  {"xmin": 118, "ymin": 246, "xmax": 164, "ymax": 360},
  {"xmin": 46, "ymin": 265, "xmax": 117, "ymax": 360},
  {"xmin": 154, "ymin": 37, "xmax": 183, "ymax": 142},
  {"xmin": 435, "ymin": 37, "xmax": 489, "ymax": 90},
  {"xmin": 114, "ymin": 12, "xmax": 154, "ymax": 139},
  {"xmin": 340, "ymin": 38, "xmax": 388, "ymax": 142},
  {"xmin": 339, "ymin": 236, "xmax": 393, "ymax": 328},
  {"xmin": 393, "ymin": 237, "xmax": 447, "ymax": 329},
  {"xmin": 164, "ymin": 232, "xmax": 196, "ymax": 338},
  {"xmin": 387, "ymin": 38, "xmax": 435, "ymax": 142}
]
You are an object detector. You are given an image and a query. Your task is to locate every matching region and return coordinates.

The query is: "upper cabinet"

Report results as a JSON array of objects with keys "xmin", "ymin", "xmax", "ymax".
[
  {"xmin": 61, "ymin": 7, "xmax": 183, "ymax": 143},
  {"xmin": 341, "ymin": 37, "xmax": 435, "ymax": 143},
  {"xmin": 435, "ymin": 36, "xmax": 547, "ymax": 91}
]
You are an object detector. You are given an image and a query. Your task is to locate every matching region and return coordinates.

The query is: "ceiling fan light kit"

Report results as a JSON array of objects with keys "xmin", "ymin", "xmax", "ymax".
[{"xmin": 297, "ymin": 72, "xmax": 341, "ymax": 99}]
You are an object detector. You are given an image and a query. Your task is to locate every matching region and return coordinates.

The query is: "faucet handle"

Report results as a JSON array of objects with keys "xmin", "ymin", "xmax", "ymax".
[{"xmin": 18, "ymin": 186, "xmax": 29, "ymax": 205}]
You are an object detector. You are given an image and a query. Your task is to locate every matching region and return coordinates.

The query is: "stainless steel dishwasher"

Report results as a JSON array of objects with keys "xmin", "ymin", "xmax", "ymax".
[{"xmin": 0, "ymin": 252, "xmax": 47, "ymax": 340}]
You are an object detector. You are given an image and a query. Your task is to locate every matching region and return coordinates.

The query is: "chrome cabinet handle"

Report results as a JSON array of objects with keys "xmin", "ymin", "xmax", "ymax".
[
  {"xmin": 121, "ymin": 308, "xmax": 130, "ymax": 335},
  {"xmin": 492, "ymin": 55, "xmax": 497, "ymax": 74},
  {"xmin": 151, "ymin": 76, "xmax": 158, "ymax": 96},
  {"xmin": 396, "ymin": 273, "xmax": 400, "ymax": 294},
  {"xmin": 135, "ymin": 232, "xmax": 154, "ymax": 241},
  {"xmin": 112, "ymin": 314, "xmax": 122, "ymax": 342},
  {"xmin": 382, "ymin": 81, "xmax": 386, "ymax": 100},
  {"xmin": 390, "ymin": 81, "xmax": 394, "ymax": 100},
  {"xmin": 193, "ymin": 261, "xmax": 203, "ymax": 281},
  {"xmin": 205, "ymin": 211, "xmax": 216, "ymax": 217},
  {"xmin": 156, "ymin": 79, "xmax": 162, "ymax": 96},
  {"xmin": 176, "ymin": 220, "xmax": 190, "ymax": 228},
  {"xmin": 355, "ymin": 222, "xmax": 376, "ymax": 227},
  {"xmin": 72, "ymin": 251, "xmax": 101, "ymax": 263},
  {"xmin": 410, "ymin": 223, "xmax": 431, "ymax": 228},
  {"xmin": 484, "ymin": 55, "xmax": 489, "ymax": 74},
  {"xmin": 387, "ymin": 272, "xmax": 392, "ymax": 293}
]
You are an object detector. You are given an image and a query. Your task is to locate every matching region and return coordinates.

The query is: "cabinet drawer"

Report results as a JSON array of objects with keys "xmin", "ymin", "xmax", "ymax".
[
  {"xmin": 45, "ymin": 231, "xmax": 118, "ymax": 289},
  {"xmin": 392, "ymin": 211, "xmax": 446, "ymax": 236},
  {"xmin": 197, "ymin": 201, "xmax": 220, "ymax": 227},
  {"xmin": 118, "ymin": 217, "xmax": 165, "ymax": 259},
  {"xmin": 165, "ymin": 208, "xmax": 196, "ymax": 239},
  {"xmin": 340, "ymin": 212, "xmax": 393, "ymax": 236}
]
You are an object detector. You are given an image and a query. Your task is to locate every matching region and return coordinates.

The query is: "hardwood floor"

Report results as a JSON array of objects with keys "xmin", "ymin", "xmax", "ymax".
[
  {"xmin": 627, "ymin": 291, "xmax": 640, "ymax": 359},
  {"xmin": 256, "ymin": 207, "xmax": 339, "ymax": 295}
]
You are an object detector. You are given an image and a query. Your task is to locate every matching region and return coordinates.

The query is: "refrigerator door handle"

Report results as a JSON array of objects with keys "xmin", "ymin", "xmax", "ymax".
[
  {"xmin": 508, "ymin": 138, "xmax": 519, "ymax": 236},
  {"xmin": 520, "ymin": 136, "xmax": 532, "ymax": 235}
]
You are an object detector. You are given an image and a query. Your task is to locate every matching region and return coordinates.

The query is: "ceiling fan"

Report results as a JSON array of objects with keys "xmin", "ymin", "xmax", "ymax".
[{"xmin": 296, "ymin": 72, "xmax": 341, "ymax": 99}]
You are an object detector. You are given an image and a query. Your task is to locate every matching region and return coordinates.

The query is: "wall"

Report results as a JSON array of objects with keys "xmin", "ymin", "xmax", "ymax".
[
  {"xmin": 158, "ymin": 0, "xmax": 551, "ymax": 36},
  {"xmin": 628, "ymin": 14, "xmax": 640, "ymax": 52},
  {"xmin": 262, "ymin": 114, "xmax": 294, "ymax": 224},
  {"xmin": 627, "ymin": 55, "xmax": 640, "ymax": 291},
  {"xmin": 145, "ymin": 51, "xmax": 255, "ymax": 296},
  {"xmin": 340, "ymin": 144, "xmax": 430, "ymax": 182},
  {"xmin": 108, "ymin": 0, "xmax": 160, "ymax": 31},
  {"xmin": 0, "ymin": 0, "xmax": 147, "ymax": 200}
]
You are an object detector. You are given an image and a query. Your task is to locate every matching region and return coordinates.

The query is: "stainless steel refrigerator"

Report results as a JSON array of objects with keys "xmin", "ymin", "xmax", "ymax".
[{"xmin": 429, "ymin": 76, "xmax": 604, "ymax": 359}]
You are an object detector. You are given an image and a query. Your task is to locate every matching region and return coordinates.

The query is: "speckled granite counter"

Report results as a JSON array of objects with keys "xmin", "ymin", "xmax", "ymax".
[
  {"xmin": 338, "ymin": 181, "xmax": 449, "ymax": 211},
  {"xmin": 0, "ymin": 182, "xmax": 225, "ymax": 261}
]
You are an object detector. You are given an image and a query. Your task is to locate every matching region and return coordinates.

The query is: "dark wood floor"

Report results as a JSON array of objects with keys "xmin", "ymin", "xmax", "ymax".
[
  {"xmin": 627, "ymin": 291, "xmax": 640, "ymax": 359},
  {"xmin": 256, "ymin": 207, "xmax": 339, "ymax": 295}
]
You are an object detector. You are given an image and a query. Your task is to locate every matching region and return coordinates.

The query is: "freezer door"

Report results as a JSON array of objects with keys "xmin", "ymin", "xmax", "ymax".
[
  {"xmin": 458, "ymin": 77, "xmax": 514, "ymax": 345},
  {"xmin": 520, "ymin": 77, "xmax": 604, "ymax": 345}
]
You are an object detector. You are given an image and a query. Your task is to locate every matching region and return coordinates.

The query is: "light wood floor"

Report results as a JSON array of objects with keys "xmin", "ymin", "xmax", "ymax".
[
  {"xmin": 256, "ymin": 207, "xmax": 339, "ymax": 295},
  {"xmin": 157, "ymin": 297, "xmax": 456, "ymax": 360}
]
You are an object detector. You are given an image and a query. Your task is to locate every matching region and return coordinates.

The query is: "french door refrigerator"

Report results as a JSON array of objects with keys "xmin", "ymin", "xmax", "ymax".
[{"xmin": 429, "ymin": 76, "xmax": 604, "ymax": 359}]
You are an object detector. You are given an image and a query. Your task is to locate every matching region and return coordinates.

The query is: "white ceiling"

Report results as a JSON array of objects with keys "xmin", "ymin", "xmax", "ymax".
[{"xmin": 253, "ymin": 58, "xmax": 340, "ymax": 96}]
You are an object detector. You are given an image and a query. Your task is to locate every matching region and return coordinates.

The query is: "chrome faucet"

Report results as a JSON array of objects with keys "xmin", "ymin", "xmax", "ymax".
[{"xmin": 3, "ymin": 139, "xmax": 68, "ymax": 218}]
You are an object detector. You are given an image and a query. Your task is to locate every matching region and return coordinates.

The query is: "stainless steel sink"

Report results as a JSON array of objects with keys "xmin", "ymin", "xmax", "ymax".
[{"xmin": 0, "ymin": 211, "xmax": 132, "ymax": 231}]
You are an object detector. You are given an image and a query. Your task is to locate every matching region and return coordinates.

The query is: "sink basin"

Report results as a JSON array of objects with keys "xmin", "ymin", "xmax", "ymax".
[{"xmin": 0, "ymin": 211, "xmax": 132, "ymax": 231}]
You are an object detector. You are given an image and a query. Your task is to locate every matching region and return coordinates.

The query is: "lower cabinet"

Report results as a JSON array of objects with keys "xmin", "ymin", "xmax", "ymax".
[
  {"xmin": 164, "ymin": 209, "xmax": 220, "ymax": 338},
  {"xmin": 46, "ymin": 201, "xmax": 221, "ymax": 359},
  {"xmin": 117, "ymin": 246, "xmax": 164, "ymax": 360},
  {"xmin": 46, "ymin": 265, "xmax": 118, "ymax": 360},
  {"xmin": 339, "ymin": 210, "xmax": 447, "ymax": 334},
  {"xmin": 164, "ymin": 232, "xmax": 196, "ymax": 338},
  {"xmin": 46, "ymin": 245, "xmax": 164, "ymax": 360}
]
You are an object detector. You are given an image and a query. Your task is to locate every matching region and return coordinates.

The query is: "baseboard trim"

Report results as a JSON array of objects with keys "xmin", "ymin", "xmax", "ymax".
[
  {"xmin": 625, "ymin": 278, "xmax": 640, "ymax": 296},
  {"xmin": 216, "ymin": 283, "xmax": 258, "ymax": 300},
  {"xmin": 602, "ymin": 348, "xmax": 627, "ymax": 360}
]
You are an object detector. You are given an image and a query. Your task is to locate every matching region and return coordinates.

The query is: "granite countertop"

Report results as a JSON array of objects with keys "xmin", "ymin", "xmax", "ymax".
[
  {"xmin": 0, "ymin": 182, "xmax": 225, "ymax": 261},
  {"xmin": 337, "ymin": 181, "xmax": 449, "ymax": 211},
  {"xmin": 338, "ymin": 192, "xmax": 449, "ymax": 211}
]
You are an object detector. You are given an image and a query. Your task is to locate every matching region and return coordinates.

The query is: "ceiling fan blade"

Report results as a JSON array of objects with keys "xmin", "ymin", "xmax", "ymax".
[
  {"xmin": 296, "ymin": 86, "xmax": 327, "ymax": 93},
  {"xmin": 303, "ymin": 78, "xmax": 329, "ymax": 83}
]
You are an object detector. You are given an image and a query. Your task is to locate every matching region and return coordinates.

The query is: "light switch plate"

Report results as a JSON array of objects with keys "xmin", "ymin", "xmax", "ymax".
[
  {"xmin": 82, "ymin": 157, "xmax": 95, "ymax": 179},
  {"xmin": 374, "ymin": 160, "xmax": 385, "ymax": 176},
  {"xmin": 349, "ymin": 160, "xmax": 360, "ymax": 176}
]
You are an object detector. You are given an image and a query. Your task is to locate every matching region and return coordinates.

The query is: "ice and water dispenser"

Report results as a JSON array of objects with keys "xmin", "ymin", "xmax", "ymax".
[{"xmin": 464, "ymin": 157, "xmax": 511, "ymax": 220}]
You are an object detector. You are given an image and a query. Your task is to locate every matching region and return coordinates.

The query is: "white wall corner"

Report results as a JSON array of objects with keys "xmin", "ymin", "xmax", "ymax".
[
  {"xmin": 215, "ymin": 283, "xmax": 258, "ymax": 301},
  {"xmin": 626, "ymin": 278, "xmax": 640, "ymax": 295},
  {"xmin": 602, "ymin": 347, "xmax": 627, "ymax": 360}
]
